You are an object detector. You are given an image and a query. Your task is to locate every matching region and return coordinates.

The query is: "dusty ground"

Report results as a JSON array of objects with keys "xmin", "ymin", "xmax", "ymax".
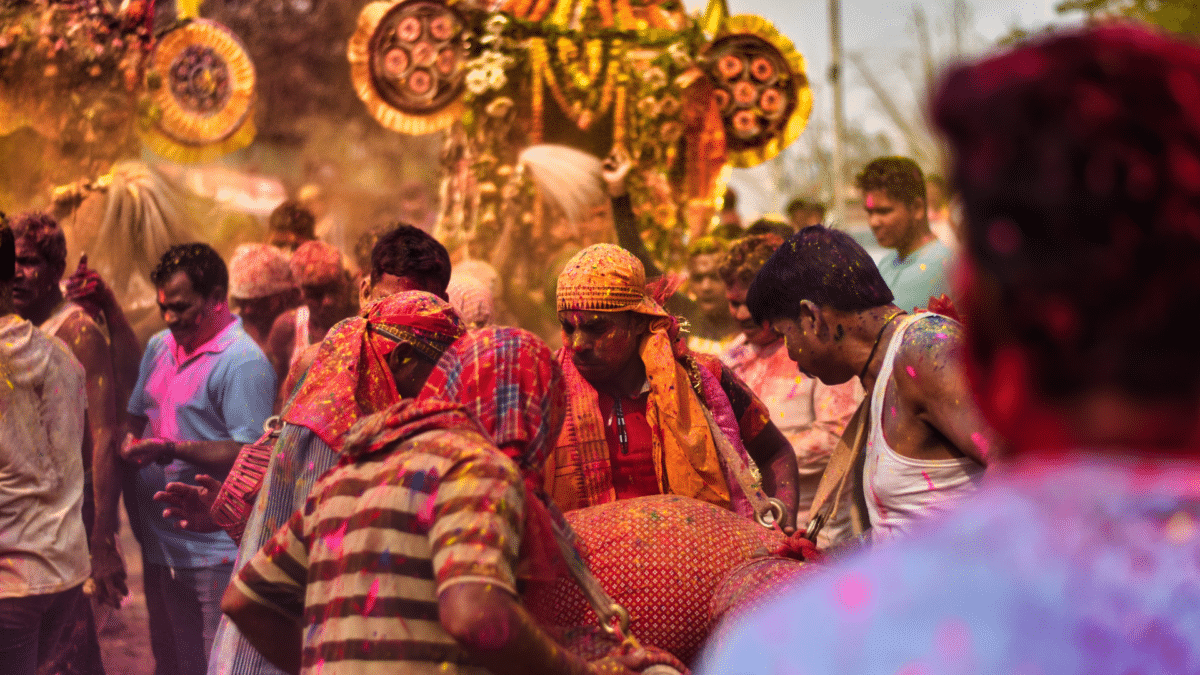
[{"xmin": 97, "ymin": 501, "xmax": 154, "ymax": 675}]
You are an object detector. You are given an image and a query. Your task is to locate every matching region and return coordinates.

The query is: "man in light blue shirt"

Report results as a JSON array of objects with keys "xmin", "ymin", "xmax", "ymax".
[
  {"xmin": 122, "ymin": 243, "xmax": 276, "ymax": 675},
  {"xmin": 858, "ymin": 156, "xmax": 953, "ymax": 312}
]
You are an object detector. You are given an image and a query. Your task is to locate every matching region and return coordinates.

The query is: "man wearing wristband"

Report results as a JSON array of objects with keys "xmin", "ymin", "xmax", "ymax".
[{"xmin": 121, "ymin": 243, "xmax": 276, "ymax": 675}]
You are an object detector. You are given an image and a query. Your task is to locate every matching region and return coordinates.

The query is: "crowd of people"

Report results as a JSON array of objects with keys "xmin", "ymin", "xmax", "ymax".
[{"xmin": 4, "ymin": 22, "xmax": 1200, "ymax": 675}]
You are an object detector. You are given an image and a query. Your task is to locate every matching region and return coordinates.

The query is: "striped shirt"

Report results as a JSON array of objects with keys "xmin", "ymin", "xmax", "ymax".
[{"xmin": 234, "ymin": 426, "xmax": 525, "ymax": 675}]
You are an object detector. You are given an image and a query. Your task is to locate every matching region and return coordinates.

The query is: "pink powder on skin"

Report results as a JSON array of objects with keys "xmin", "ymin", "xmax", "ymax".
[
  {"xmin": 971, "ymin": 432, "xmax": 990, "ymax": 461},
  {"xmin": 906, "ymin": 365, "xmax": 917, "ymax": 378}
]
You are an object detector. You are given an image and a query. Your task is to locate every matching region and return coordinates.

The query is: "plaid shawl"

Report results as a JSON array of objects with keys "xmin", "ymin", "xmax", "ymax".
[{"xmin": 282, "ymin": 291, "xmax": 464, "ymax": 451}]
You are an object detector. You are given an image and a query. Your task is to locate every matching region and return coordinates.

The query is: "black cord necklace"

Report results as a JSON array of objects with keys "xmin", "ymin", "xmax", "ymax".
[{"xmin": 857, "ymin": 310, "xmax": 906, "ymax": 382}]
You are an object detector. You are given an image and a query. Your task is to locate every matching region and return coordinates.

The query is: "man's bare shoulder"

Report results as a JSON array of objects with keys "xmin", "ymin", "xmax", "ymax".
[
  {"xmin": 892, "ymin": 315, "xmax": 966, "ymax": 396},
  {"xmin": 56, "ymin": 307, "xmax": 110, "ymax": 366}
]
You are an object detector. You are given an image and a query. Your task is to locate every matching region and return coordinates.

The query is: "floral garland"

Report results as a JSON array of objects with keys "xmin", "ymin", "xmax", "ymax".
[{"xmin": 0, "ymin": 1, "xmax": 152, "ymax": 156}]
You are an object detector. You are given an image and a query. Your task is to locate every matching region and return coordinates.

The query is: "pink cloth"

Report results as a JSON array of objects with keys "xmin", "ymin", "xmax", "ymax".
[{"xmin": 229, "ymin": 243, "xmax": 294, "ymax": 299}]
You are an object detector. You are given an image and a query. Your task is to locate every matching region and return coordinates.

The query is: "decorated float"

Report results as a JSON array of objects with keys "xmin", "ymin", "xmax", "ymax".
[{"xmin": 347, "ymin": 0, "xmax": 812, "ymax": 271}]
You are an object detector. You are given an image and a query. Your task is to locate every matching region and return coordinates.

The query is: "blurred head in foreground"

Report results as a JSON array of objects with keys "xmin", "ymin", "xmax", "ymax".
[{"xmin": 935, "ymin": 25, "xmax": 1200, "ymax": 451}]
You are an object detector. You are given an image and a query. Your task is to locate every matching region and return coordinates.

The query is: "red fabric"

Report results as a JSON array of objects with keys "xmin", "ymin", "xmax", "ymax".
[
  {"xmin": 523, "ymin": 494, "xmax": 787, "ymax": 664},
  {"xmin": 282, "ymin": 291, "xmax": 464, "ymax": 451},
  {"xmin": 417, "ymin": 327, "xmax": 570, "ymax": 588},
  {"xmin": 598, "ymin": 392, "xmax": 659, "ymax": 500},
  {"xmin": 707, "ymin": 555, "xmax": 817, "ymax": 637}
]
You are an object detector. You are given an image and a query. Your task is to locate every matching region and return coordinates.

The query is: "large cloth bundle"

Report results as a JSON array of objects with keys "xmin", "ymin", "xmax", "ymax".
[
  {"xmin": 707, "ymin": 555, "xmax": 814, "ymax": 642},
  {"xmin": 524, "ymin": 494, "xmax": 790, "ymax": 663}
]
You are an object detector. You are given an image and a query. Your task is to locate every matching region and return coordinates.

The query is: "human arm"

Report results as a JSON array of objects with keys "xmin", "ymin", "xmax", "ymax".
[
  {"xmin": 61, "ymin": 313, "xmax": 128, "ymax": 607},
  {"xmin": 65, "ymin": 255, "xmax": 142, "ymax": 403},
  {"xmin": 264, "ymin": 311, "xmax": 297, "ymax": 388},
  {"xmin": 221, "ymin": 582, "xmax": 302, "ymax": 675},
  {"xmin": 439, "ymin": 583, "xmax": 650, "ymax": 675},
  {"xmin": 121, "ymin": 437, "xmax": 243, "ymax": 473},
  {"xmin": 603, "ymin": 148, "xmax": 662, "ymax": 278},
  {"xmin": 222, "ymin": 508, "xmax": 309, "ymax": 675},
  {"xmin": 744, "ymin": 424, "xmax": 800, "ymax": 534},
  {"xmin": 895, "ymin": 317, "xmax": 1000, "ymax": 466}
]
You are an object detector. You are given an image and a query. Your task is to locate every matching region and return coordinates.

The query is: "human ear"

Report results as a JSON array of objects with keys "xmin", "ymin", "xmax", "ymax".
[
  {"xmin": 798, "ymin": 300, "xmax": 822, "ymax": 338},
  {"xmin": 359, "ymin": 276, "xmax": 372, "ymax": 306}
]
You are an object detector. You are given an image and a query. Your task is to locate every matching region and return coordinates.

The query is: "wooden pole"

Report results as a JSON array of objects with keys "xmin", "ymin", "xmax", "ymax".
[{"xmin": 829, "ymin": 0, "xmax": 846, "ymax": 228}]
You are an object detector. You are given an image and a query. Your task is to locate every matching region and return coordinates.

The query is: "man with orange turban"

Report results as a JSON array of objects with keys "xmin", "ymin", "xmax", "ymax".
[{"xmin": 550, "ymin": 243, "xmax": 799, "ymax": 530}]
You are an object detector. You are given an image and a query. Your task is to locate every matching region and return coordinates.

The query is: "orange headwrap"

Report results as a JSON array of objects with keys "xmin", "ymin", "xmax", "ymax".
[{"xmin": 549, "ymin": 244, "xmax": 731, "ymax": 511}]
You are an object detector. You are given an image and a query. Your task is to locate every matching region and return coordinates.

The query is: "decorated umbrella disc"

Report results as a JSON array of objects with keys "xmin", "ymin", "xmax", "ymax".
[
  {"xmin": 349, "ymin": 0, "xmax": 468, "ymax": 135},
  {"xmin": 141, "ymin": 19, "xmax": 257, "ymax": 163},
  {"xmin": 704, "ymin": 15, "xmax": 812, "ymax": 168}
]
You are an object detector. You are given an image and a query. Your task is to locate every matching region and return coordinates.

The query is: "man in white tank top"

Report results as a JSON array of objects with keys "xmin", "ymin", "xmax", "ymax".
[{"xmin": 743, "ymin": 225, "xmax": 999, "ymax": 545}]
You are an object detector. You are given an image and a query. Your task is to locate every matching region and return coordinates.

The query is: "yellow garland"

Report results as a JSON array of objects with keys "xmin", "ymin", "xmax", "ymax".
[
  {"xmin": 145, "ymin": 20, "xmax": 255, "ymax": 148},
  {"xmin": 529, "ymin": 38, "xmax": 547, "ymax": 143},
  {"xmin": 719, "ymin": 14, "xmax": 812, "ymax": 168},
  {"xmin": 347, "ymin": 0, "xmax": 464, "ymax": 135},
  {"xmin": 535, "ymin": 38, "xmax": 617, "ymax": 131}
]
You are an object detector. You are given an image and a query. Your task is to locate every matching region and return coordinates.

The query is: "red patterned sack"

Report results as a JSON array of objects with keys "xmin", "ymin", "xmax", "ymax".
[{"xmin": 523, "ymin": 494, "xmax": 787, "ymax": 664}]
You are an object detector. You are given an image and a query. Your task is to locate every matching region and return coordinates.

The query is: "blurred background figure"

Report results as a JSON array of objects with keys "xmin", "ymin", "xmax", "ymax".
[
  {"xmin": 924, "ymin": 173, "xmax": 958, "ymax": 250},
  {"xmin": 226, "ymin": 243, "xmax": 298, "ymax": 349},
  {"xmin": 785, "ymin": 197, "xmax": 826, "ymax": 230},
  {"xmin": 264, "ymin": 199, "xmax": 315, "ymax": 254}
]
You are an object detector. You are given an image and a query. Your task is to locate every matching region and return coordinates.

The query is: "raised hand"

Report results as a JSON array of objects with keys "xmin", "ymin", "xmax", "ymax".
[{"xmin": 153, "ymin": 475, "xmax": 224, "ymax": 533}]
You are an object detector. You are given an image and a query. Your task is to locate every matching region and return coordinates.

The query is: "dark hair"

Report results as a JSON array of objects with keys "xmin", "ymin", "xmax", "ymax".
[
  {"xmin": 1, "ymin": 217, "xmax": 13, "ymax": 284},
  {"xmin": 371, "ymin": 223, "xmax": 451, "ymax": 294},
  {"xmin": 855, "ymin": 157, "xmax": 927, "ymax": 207},
  {"xmin": 10, "ymin": 211, "xmax": 67, "ymax": 280},
  {"xmin": 747, "ymin": 225, "xmax": 894, "ymax": 323},
  {"xmin": 934, "ymin": 25, "xmax": 1200, "ymax": 400},
  {"xmin": 744, "ymin": 218, "xmax": 795, "ymax": 239},
  {"xmin": 786, "ymin": 197, "xmax": 827, "ymax": 220},
  {"xmin": 687, "ymin": 235, "xmax": 727, "ymax": 258},
  {"xmin": 719, "ymin": 233, "xmax": 784, "ymax": 287},
  {"xmin": 151, "ymin": 243, "xmax": 229, "ymax": 298},
  {"xmin": 268, "ymin": 199, "xmax": 316, "ymax": 237}
]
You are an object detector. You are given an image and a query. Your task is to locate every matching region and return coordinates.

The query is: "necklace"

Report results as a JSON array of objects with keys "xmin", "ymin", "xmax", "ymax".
[{"xmin": 857, "ymin": 310, "xmax": 906, "ymax": 382}]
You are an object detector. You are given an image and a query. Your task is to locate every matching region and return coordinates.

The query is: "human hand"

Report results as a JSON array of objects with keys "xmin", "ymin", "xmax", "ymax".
[
  {"xmin": 88, "ymin": 538, "xmax": 129, "ymax": 608},
  {"xmin": 588, "ymin": 642, "xmax": 689, "ymax": 675},
  {"xmin": 65, "ymin": 254, "xmax": 118, "ymax": 322},
  {"xmin": 602, "ymin": 147, "xmax": 633, "ymax": 198},
  {"xmin": 121, "ymin": 433, "xmax": 174, "ymax": 468},
  {"xmin": 153, "ymin": 476, "xmax": 223, "ymax": 533}
]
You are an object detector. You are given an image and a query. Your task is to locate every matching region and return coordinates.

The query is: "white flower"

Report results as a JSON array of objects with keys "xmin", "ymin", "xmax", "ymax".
[
  {"xmin": 466, "ymin": 69, "xmax": 489, "ymax": 95},
  {"xmin": 485, "ymin": 65, "xmax": 507, "ymax": 90},
  {"xmin": 667, "ymin": 42, "xmax": 692, "ymax": 69},
  {"xmin": 484, "ymin": 14, "xmax": 508, "ymax": 36},
  {"xmin": 642, "ymin": 67, "xmax": 667, "ymax": 90}
]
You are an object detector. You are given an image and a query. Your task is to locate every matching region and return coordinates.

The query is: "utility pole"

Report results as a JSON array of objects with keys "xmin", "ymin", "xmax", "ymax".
[{"xmin": 829, "ymin": 0, "xmax": 846, "ymax": 229}]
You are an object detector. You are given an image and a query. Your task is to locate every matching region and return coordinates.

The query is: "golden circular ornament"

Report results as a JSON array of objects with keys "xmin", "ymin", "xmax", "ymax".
[
  {"xmin": 705, "ymin": 14, "xmax": 812, "ymax": 168},
  {"xmin": 143, "ymin": 19, "xmax": 256, "ymax": 152},
  {"xmin": 349, "ymin": 0, "xmax": 467, "ymax": 135}
]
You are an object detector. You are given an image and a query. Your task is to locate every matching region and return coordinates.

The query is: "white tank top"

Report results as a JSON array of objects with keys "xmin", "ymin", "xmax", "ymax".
[{"xmin": 864, "ymin": 312, "xmax": 984, "ymax": 543}]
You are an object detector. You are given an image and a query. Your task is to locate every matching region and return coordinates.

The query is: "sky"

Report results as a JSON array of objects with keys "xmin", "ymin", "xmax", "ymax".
[{"xmin": 682, "ymin": 0, "xmax": 1086, "ymax": 216}]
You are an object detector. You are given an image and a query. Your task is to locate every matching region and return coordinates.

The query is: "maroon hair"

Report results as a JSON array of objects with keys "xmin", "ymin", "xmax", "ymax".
[{"xmin": 934, "ymin": 25, "xmax": 1200, "ymax": 400}]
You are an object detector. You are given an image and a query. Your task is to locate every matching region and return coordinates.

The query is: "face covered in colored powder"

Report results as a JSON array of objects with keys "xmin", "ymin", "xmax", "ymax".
[
  {"xmin": 558, "ymin": 309, "xmax": 648, "ymax": 388},
  {"xmin": 157, "ymin": 270, "xmax": 224, "ymax": 353},
  {"xmin": 770, "ymin": 313, "xmax": 856, "ymax": 386},
  {"xmin": 687, "ymin": 252, "xmax": 728, "ymax": 320},
  {"xmin": 11, "ymin": 239, "xmax": 59, "ymax": 316},
  {"xmin": 726, "ymin": 279, "xmax": 780, "ymax": 347}
]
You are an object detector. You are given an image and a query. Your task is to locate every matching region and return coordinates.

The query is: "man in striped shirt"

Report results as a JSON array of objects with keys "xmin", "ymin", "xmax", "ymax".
[{"xmin": 221, "ymin": 330, "xmax": 657, "ymax": 675}]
